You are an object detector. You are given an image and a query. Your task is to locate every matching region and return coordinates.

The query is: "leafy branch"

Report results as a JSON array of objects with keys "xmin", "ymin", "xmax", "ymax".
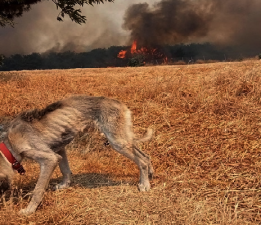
[{"xmin": 0, "ymin": 0, "xmax": 114, "ymax": 27}]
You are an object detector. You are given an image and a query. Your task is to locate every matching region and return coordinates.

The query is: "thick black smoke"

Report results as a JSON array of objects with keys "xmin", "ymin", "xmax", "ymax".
[
  {"xmin": 1, "ymin": 0, "xmax": 261, "ymax": 56},
  {"xmin": 123, "ymin": 0, "xmax": 261, "ymax": 52}
]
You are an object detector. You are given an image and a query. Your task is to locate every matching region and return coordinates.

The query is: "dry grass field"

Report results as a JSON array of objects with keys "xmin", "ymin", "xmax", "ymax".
[{"xmin": 1, "ymin": 60, "xmax": 261, "ymax": 224}]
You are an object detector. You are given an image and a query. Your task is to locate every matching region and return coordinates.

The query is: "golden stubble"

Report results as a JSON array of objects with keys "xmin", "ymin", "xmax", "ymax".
[{"xmin": 1, "ymin": 60, "xmax": 261, "ymax": 224}]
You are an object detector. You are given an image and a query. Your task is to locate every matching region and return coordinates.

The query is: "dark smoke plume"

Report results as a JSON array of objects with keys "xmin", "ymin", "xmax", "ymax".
[
  {"xmin": 1, "ymin": 0, "xmax": 261, "ymax": 56},
  {"xmin": 123, "ymin": 0, "xmax": 261, "ymax": 52}
]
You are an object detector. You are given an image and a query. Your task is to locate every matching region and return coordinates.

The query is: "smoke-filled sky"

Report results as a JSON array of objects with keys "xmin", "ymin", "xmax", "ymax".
[
  {"xmin": 1, "ymin": 0, "xmax": 261, "ymax": 56},
  {"xmin": 123, "ymin": 0, "xmax": 261, "ymax": 52},
  {"xmin": 0, "ymin": 0, "xmax": 158, "ymax": 55}
]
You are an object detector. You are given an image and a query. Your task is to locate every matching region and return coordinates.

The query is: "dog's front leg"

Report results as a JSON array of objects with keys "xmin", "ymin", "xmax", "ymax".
[
  {"xmin": 54, "ymin": 148, "xmax": 72, "ymax": 190},
  {"xmin": 19, "ymin": 150, "xmax": 61, "ymax": 216}
]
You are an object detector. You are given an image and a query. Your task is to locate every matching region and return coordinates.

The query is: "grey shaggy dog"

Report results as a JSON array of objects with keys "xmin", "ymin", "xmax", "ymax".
[{"xmin": 0, "ymin": 95, "xmax": 153, "ymax": 215}]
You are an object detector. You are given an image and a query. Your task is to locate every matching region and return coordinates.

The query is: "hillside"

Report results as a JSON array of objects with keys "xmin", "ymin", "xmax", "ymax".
[{"xmin": 1, "ymin": 60, "xmax": 261, "ymax": 224}]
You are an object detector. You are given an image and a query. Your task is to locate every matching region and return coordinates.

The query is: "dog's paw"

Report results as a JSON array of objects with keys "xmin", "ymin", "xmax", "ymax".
[
  {"xmin": 19, "ymin": 208, "xmax": 35, "ymax": 216},
  {"xmin": 138, "ymin": 182, "xmax": 151, "ymax": 192},
  {"xmin": 53, "ymin": 182, "xmax": 70, "ymax": 191}
]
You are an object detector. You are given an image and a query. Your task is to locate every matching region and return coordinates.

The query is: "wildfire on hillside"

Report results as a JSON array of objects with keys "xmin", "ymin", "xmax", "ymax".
[{"xmin": 117, "ymin": 40, "xmax": 168, "ymax": 64}]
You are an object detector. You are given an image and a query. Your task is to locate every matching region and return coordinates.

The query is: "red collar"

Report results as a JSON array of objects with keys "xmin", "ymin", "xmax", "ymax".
[{"xmin": 0, "ymin": 142, "xmax": 25, "ymax": 175}]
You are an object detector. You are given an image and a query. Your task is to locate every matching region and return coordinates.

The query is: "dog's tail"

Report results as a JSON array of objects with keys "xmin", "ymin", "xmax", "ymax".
[{"xmin": 134, "ymin": 128, "xmax": 153, "ymax": 144}]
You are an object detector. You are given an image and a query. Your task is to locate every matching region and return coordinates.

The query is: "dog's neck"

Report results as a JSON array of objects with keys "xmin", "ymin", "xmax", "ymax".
[{"xmin": 0, "ymin": 142, "xmax": 25, "ymax": 175}]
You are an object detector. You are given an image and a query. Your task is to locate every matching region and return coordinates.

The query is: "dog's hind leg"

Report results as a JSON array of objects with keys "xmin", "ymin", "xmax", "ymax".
[
  {"xmin": 134, "ymin": 145, "xmax": 154, "ymax": 180},
  {"xmin": 98, "ymin": 105, "xmax": 153, "ymax": 191},
  {"xmin": 107, "ymin": 139, "xmax": 151, "ymax": 192},
  {"xmin": 19, "ymin": 149, "xmax": 61, "ymax": 215},
  {"xmin": 54, "ymin": 148, "xmax": 72, "ymax": 190}
]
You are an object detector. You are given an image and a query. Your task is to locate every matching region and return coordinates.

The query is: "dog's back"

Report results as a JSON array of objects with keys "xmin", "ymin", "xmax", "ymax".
[
  {"xmin": 61, "ymin": 95, "xmax": 136, "ymax": 146},
  {"xmin": 10, "ymin": 96, "xmax": 135, "ymax": 152}
]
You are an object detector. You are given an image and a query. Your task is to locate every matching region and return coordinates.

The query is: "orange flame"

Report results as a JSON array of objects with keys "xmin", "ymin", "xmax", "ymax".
[
  {"xmin": 117, "ymin": 50, "xmax": 127, "ymax": 58},
  {"xmin": 131, "ymin": 40, "xmax": 137, "ymax": 54},
  {"xmin": 117, "ymin": 40, "xmax": 167, "ymax": 64}
]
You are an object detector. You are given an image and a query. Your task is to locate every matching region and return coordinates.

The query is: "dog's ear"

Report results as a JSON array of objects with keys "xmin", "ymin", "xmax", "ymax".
[{"xmin": 0, "ymin": 152, "xmax": 14, "ymax": 180}]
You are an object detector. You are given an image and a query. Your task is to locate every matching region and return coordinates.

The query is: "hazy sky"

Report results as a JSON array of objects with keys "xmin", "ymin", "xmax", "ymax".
[
  {"xmin": 0, "ymin": 0, "xmax": 158, "ymax": 55},
  {"xmin": 1, "ymin": 0, "xmax": 261, "ymax": 56}
]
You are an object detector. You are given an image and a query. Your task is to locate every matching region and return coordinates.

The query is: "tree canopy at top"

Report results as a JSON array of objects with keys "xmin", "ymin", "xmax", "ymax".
[{"xmin": 0, "ymin": 0, "xmax": 114, "ymax": 27}]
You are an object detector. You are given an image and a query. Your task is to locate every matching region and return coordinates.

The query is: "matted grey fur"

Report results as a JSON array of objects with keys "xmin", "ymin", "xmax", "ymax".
[{"xmin": 0, "ymin": 95, "xmax": 153, "ymax": 215}]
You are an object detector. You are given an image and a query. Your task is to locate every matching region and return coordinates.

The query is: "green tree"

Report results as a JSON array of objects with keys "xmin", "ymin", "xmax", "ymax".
[
  {"xmin": 128, "ymin": 55, "xmax": 145, "ymax": 67},
  {"xmin": 0, "ymin": 0, "xmax": 113, "ymax": 27}
]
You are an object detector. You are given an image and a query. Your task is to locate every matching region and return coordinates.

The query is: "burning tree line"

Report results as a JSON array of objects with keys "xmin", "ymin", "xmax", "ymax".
[
  {"xmin": 117, "ymin": 40, "xmax": 168, "ymax": 66},
  {"xmin": 0, "ymin": 43, "xmax": 256, "ymax": 71}
]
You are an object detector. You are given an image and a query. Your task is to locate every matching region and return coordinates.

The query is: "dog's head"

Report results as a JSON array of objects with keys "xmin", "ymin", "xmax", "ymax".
[{"xmin": 0, "ymin": 151, "xmax": 14, "ymax": 193}]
